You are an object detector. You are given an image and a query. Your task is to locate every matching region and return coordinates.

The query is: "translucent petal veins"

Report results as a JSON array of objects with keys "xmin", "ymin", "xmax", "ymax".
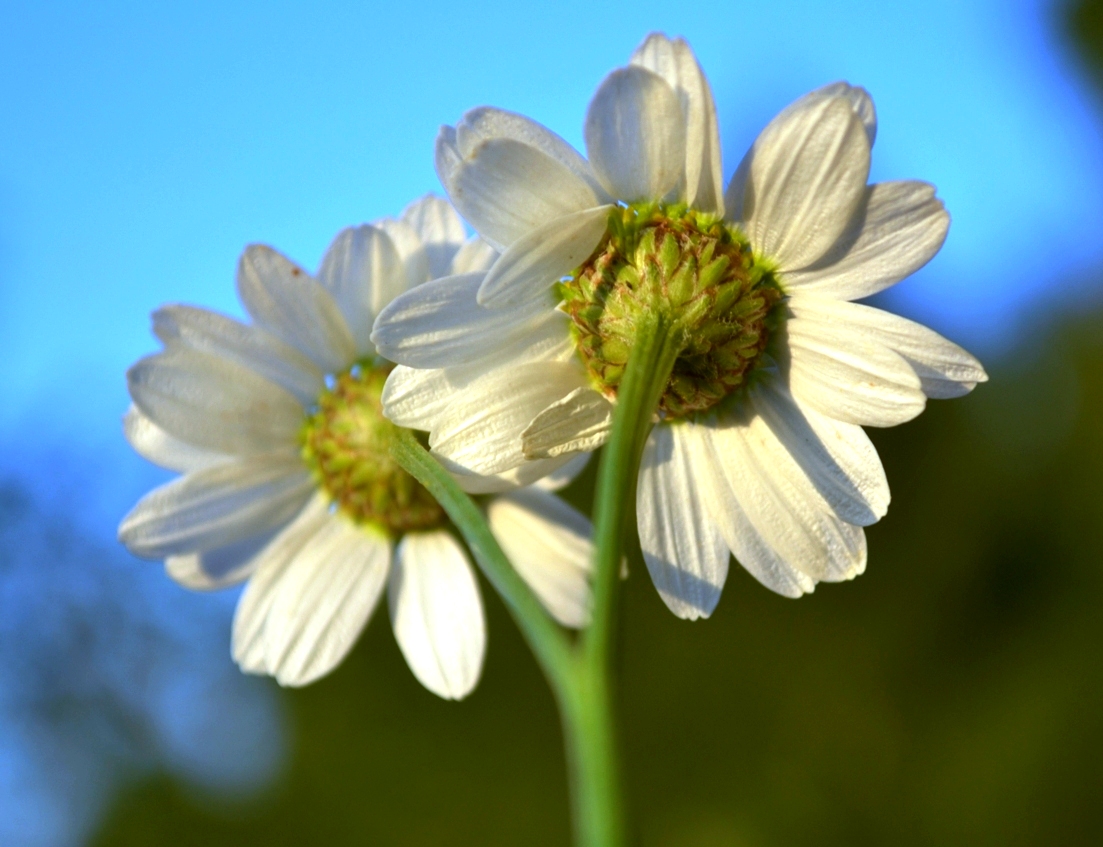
[{"xmin": 558, "ymin": 203, "xmax": 782, "ymax": 419}]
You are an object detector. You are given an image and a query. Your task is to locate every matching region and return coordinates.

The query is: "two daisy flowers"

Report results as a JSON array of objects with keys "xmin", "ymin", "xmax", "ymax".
[{"xmin": 120, "ymin": 33, "xmax": 985, "ymax": 699}]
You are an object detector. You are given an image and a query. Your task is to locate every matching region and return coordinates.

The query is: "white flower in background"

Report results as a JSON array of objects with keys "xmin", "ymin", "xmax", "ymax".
[
  {"xmin": 372, "ymin": 34, "xmax": 987, "ymax": 620},
  {"xmin": 118, "ymin": 196, "xmax": 594, "ymax": 697}
]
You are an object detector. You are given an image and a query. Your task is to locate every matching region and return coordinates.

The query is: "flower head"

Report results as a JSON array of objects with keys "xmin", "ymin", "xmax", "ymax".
[
  {"xmin": 119, "ymin": 196, "xmax": 594, "ymax": 695},
  {"xmin": 372, "ymin": 34, "xmax": 987, "ymax": 619}
]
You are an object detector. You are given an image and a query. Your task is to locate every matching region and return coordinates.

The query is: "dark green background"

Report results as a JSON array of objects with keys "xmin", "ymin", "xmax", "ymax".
[{"xmin": 92, "ymin": 3, "xmax": 1103, "ymax": 844}]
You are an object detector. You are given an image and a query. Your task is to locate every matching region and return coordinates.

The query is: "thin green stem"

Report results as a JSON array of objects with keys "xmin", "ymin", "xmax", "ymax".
[
  {"xmin": 390, "ymin": 313, "xmax": 677, "ymax": 847},
  {"xmin": 569, "ymin": 313, "xmax": 679, "ymax": 847},
  {"xmin": 390, "ymin": 429, "xmax": 576, "ymax": 689}
]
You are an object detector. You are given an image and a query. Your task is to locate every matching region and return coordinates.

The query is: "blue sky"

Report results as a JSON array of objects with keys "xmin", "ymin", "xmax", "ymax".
[{"xmin": 1, "ymin": 0, "xmax": 1102, "ymax": 472}]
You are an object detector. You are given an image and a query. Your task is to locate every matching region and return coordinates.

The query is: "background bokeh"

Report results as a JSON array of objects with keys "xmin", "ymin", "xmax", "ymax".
[{"xmin": 2, "ymin": 0, "xmax": 1103, "ymax": 844}]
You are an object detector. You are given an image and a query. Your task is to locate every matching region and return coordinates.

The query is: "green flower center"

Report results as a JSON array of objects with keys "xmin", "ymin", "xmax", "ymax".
[
  {"xmin": 558, "ymin": 202, "xmax": 783, "ymax": 419},
  {"xmin": 300, "ymin": 365, "xmax": 444, "ymax": 534}
]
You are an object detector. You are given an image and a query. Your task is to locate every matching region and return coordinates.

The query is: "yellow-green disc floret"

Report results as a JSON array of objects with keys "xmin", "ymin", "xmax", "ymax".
[
  {"xmin": 300, "ymin": 366, "xmax": 444, "ymax": 534},
  {"xmin": 558, "ymin": 203, "xmax": 783, "ymax": 419}
]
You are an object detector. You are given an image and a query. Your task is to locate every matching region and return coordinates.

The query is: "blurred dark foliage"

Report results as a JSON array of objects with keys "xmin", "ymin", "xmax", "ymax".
[{"xmin": 92, "ymin": 3, "xmax": 1103, "ymax": 845}]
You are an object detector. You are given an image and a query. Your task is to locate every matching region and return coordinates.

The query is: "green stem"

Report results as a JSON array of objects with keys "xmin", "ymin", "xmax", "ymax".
[
  {"xmin": 571, "ymin": 313, "xmax": 678, "ymax": 847},
  {"xmin": 391, "ymin": 313, "xmax": 677, "ymax": 847},
  {"xmin": 390, "ymin": 429, "xmax": 576, "ymax": 689}
]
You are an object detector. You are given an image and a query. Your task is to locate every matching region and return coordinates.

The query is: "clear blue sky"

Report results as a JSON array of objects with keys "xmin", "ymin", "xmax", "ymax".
[{"xmin": 2, "ymin": 0, "xmax": 1101, "ymax": 466}]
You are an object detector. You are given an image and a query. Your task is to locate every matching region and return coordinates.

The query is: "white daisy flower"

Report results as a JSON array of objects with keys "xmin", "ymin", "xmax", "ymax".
[
  {"xmin": 118, "ymin": 196, "xmax": 594, "ymax": 697},
  {"xmin": 371, "ymin": 34, "xmax": 987, "ymax": 620}
]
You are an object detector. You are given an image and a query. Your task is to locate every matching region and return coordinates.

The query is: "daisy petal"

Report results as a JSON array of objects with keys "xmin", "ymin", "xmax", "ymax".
[
  {"xmin": 487, "ymin": 488, "xmax": 593, "ymax": 628},
  {"xmin": 736, "ymin": 95, "xmax": 871, "ymax": 270},
  {"xmin": 127, "ymin": 348, "xmax": 304, "ymax": 455},
  {"xmin": 637, "ymin": 425, "xmax": 730, "ymax": 619},
  {"xmin": 630, "ymin": 33, "xmax": 724, "ymax": 214},
  {"xmin": 232, "ymin": 495, "xmax": 331, "ymax": 675},
  {"xmin": 785, "ymin": 295, "xmax": 986, "ymax": 398},
  {"xmin": 585, "ymin": 65, "xmax": 687, "ymax": 202},
  {"xmin": 691, "ymin": 429, "xmax": 814, "ymax": 598},
  {"xmin": 401, "ymin": 194, "xmax": 467, "ymax": 279},
  {"xmin": 389, "ymin": 530, "xmax": 485, "ymax": 700},
  {"xmin": 750, "ymin": 380, "xmax": 889, "ymax": 526},
  {"xmin": 782, "ymin": 181, "xmax": 950, "ymax": 299},
  {"xmin": 449, "ymin": 237, "xmax": 499, "ymax": 275},
  {"xmin": 123, "ymin": 405, "xmax": 227, "ymax": 473},
  {"xmin": 375, "ymin": 218, "xmax": 432, "ymax": 290},
  {"xmin": 449, "ymin": 455, "xmax": 584, "ymax": 495},
  {"xmin": 784, "ymin": 300, "xmax": 927, "ymax": 426},
  {"xmin": 521, "ymin": 387, "xmax": 613, "ymax": 459},
  {"xmin": 263, "ymin": 517, "xmax": 392, "ymax": 687},
  {"xmin": 152, "ymin": 304, "xmax": 324, "ymax": 404},
  {"xmin": 237, "ymin": 244, "xmax": 357, "ymax": 372},
  {"xmin": 478, "ymin": 205, "xmax": 612, "ymax": 308},
  {"xmin": 118, "ymin": 452, "xmax": 313, "ymax": 558},
  {"xmin": 317, "ymin": 224, "xmax": 406, "ymax": 355},
  {"xmin": 164, "ymin": 526, "xmax": 281, "ymax": 591},
  {"xmin": 429, "ymin": 362, "xmax": 589, "ymax": 477},
  {"xmin": 705, "ymin": 419, "xmax": 867, "ymax": 585},
  {"xmin": 437, "ymin": 127, "xmax": 602, "ymax": 250},
  {"xmin": 453, "ymin": 107, "xmax": 605, "ymax": 195},
  {"xmin": 371, "ymin": 272, "xmax": 552, "ymax": 368},
  {"xmin": 533, "ymin": 452, "xmax": 592, "ymax": 492}
]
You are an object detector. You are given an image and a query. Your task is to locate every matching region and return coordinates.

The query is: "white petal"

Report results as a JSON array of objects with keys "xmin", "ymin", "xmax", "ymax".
[
  {"xmin": 429, "ymin": 361, "xmax": 589, "ymax": 477},
  {"xmin": 375, "ymin": 217, "xmax": 432, "ymax": 290},
  {"xmin": 478, "ymin": 205, "xmax": 612, "ymax": 308},
  {"xmin": 380, "ymin": 315, "xmax": 575, "ymax": 431},
  {"xmin": 704, "ymin": 417, "xmax": 867, "ymax": 586},
  {"xmin": 123, "ymin": 404, "xmax": 227, "ymax": 473},
  {"xmin": 260, "ymin": 516, "xmax": 392, "ymax": 687},
  {"xmin": 317, "ymin": 224, "xmax": 406, "ymax": 355},
  {"xmin": 449, "ymin": 237, "xmax": 499, "ymax": 275},
  {"xmin": 437, "ymin": 125, "xmax": 602, "ymax": 250},
  {"xmin": 784, "ymin": 301, "xmax": 927, "ymax": 426},
  {"xmin": 522, "ymin": 387, "xmax": 613, "ymax": 459},
  {"xmin": 734, "ymin": 94, "xmax": 871, "ymax": 270},
  {"xmin": 164, "ymin": 526, "xmax": 281, "ymax": 591},
  {"xmin": 118, "ymin": 452, "xmax": 313, "ymax": 558},
  {"xmin": 584, "ymin": 66, "xmax": 687, "ymax": 202},
  {"xmin": 452, "ymin": 106, "xmax": 604, "ymax": 196},
  {"xmin": 237, "ymin": 244, "xmax": 357, "ymax": 372},
  {"xmin": 379, "ymin": 365, "xmax": 458, "ymax": 432},
  {"xmin": 487, "ymin": 488, "xmax": 592, "ymax": 628},
  {"xmin": 232, "ymin": 494, "xmax": 332, "ymax": 675},
  {"xmin": 371, "ymin": 272, "xmax": 554, "ymax": 368},
  {"xmin": 449, "ymin": 454, "xmax": 584, "ymax": 495},
  {"xmin": 127, "ymin": 347, "xmax": 304, "ymax": 455},
  {"xmin": 690, "ymin": 428, "xmax": 814, "ymax": 598},
  {"xmin": 786, "ymin": 82, "xmax": 876, "ymax": 146},
  {"xmin": 630, "ymin": 33, "xmax": 724, "ymax": 214},
  {"xmin": 749, "ymin": 379, "xmax": 889, "ymax": 526},
  {"xmin": 401, "ymin": 194, "xmax": 467, "ymax": 279},
  {"xmin": 786, "ymin": 295, "xmax": 986, "ymax": 398},
  {"xmin": 533, "ymin": 452, "xmax": 592, "ymax": 492},
  {"xmin": 637, "ymin": 425, "xmax": 730, "ymax": 619},
  {"xmin": 782, "ymin": 181, "xmax": 950, "ymax": 300},
  {"xmin": 152, "ymin": 304, "xmax": 324, "ymax": 404},
  {"xmin": 389, "ymin": 530, "xmax": 485, "ymax": 700}
]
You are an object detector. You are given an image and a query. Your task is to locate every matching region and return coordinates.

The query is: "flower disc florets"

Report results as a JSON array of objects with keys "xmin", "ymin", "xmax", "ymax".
[
  {"xmin": 558, "ymin": 203, "xmax": 783, "ymax": 419},
  {"xmin": 300, "ymin": 365, "xmax": 444, "ymax": 534}
]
